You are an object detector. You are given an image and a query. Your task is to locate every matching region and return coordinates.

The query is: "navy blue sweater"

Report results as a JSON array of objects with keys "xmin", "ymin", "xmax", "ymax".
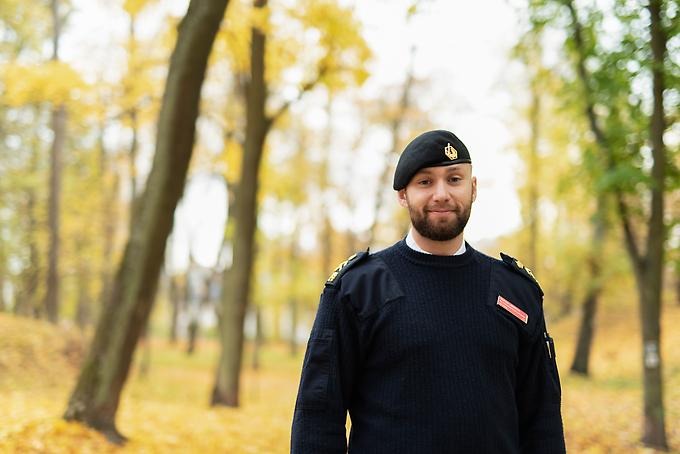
[{"xmin": 291, "ymin": 241, "xmax": 565, "ymax": 453}]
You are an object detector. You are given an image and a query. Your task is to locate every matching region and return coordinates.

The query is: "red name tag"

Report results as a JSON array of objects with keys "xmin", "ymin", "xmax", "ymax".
[{"xmin": 497, "ymin": 295, "xmax": 528, "ymax": 324}]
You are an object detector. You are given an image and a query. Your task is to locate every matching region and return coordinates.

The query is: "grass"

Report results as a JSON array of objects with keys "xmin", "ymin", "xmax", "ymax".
[{"xmin": 0, "ymin": 302, "xmax": 679, "ymax": 453}]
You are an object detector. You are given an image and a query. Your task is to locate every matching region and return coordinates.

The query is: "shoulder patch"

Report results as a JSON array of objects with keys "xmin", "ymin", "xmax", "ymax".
[
  {"xmin": 325, "ymin": 250, "xmax": 369, "ymax": 286},
  {"xmin": 500, "ymin": 252, "xmax": 543, "ymax": 295}
]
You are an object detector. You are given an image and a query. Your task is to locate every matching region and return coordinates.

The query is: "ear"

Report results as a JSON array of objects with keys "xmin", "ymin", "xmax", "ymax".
[
  {"xmin": 471, "ymin": 176, "xmax": 477, "ymax": 202},
  {"xmin": 397, "ymin": 189, "xmax": 408, "ymax": 208}
]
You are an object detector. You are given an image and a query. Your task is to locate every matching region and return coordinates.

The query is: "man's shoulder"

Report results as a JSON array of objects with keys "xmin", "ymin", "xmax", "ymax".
[
  {"xmin": 324, "ymin": 250, "xmax": 372, "ymax": 287},
  {"xmin": 324, "ymin": 249, "xmax": 403, "ymax": 319},
  {"xmin": 489, "ymin": 251, "xmax": 543, "ymax": 297}
]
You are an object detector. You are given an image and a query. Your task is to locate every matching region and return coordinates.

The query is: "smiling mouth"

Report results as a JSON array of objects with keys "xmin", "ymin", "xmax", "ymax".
[{"xmin": 426, "ymin": 207, "xmax": 456, "ymax": 214}]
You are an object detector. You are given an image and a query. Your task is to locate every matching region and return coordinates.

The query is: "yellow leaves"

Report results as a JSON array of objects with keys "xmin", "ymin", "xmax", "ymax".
[
  {"xmin": 123, "ymin": 0, "xmax": 158, "ymax": 17},
  {"xmin": 406, "ymin": 2, "xmax": 419, "ymax": 19},
  {"xmin": 250, "ymin": 5, "xmax": 272, "ymax": 35},
  {"xmin": 2, "ymin": 309, "xmax": 680, "ymax": 452},
  {"xmin": 0, "ymin": 0, "xmax": 50, "ymax": 53},
  {"xmin": 220, "ymin": 138, "xmax": 244, "ymax": 185},
  {"xmin": 1, "ymin": 61, "xmax": 87, "ymax": 107},
  {"xmin": 0, "ymin": 314, "xmax": 84, "ymax": 390},
  {"xmin": 216, "ymin": 0, "xmax": 272, "ymax": 75},
  {"xmin": 119, "ymin": 62, "xmax": 161, "ymax": 127},
  {"xmin": 551, "ymin": 306, "xmax": 680, "ymax": 452},
  {"xmin": 214, "ymin": 0, "xmax": 371, "ymax": 93},
  {"xmin": 2, "ymin": 419, "xmax": 118, "ymax": 454},
  {"xmin": 0, "ymin": 328, "xmax": 304, "ymax": 453},
  {"xmin": 290, "ymin": 0, "xmax": 372, "ymax": 91}
]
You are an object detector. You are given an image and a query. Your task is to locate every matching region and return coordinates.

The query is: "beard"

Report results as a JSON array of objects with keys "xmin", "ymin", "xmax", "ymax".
[{"xmin": 408, "ymin": 197, "xmax": 473, "ymax": 242}]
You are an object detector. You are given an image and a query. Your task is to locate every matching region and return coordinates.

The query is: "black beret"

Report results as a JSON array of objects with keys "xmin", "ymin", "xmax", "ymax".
[{"xmin": 392, "ymin": 130, "xmax": 472, "ymax": 190}]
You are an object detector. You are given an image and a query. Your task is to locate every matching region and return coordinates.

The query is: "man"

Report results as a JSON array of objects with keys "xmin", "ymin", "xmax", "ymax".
[{"xmin": 291, "ymin": 130, "xmax": 566, "ymax": 453}]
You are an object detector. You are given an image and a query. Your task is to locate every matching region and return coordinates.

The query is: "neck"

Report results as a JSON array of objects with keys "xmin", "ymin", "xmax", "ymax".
[{"xmin": 410, "ymin": 228, "xmax": 465, "ymax": 256}]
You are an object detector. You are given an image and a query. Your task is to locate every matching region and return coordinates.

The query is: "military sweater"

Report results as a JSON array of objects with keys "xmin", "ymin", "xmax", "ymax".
[{"xmin": 291, "ymin": 240, "xmax": 565, "ymax": 453}]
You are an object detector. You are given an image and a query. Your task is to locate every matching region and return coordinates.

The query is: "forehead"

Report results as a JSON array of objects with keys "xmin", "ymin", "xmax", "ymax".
[{"xmin": 413, "ymin": 164, "xmax": 471, "ymax": 175}]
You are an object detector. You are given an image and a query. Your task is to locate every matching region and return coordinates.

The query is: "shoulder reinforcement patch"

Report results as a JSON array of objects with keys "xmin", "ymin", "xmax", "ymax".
[
  {"xmin": 500, "ymin": 252, "xmax": 543, "ymax": 296},
  {"xmin": 325, "ymin": 250, "xmax": 369, "ymax": 286}
]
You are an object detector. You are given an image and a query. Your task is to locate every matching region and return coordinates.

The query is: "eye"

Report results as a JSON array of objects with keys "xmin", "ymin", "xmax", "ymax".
[
  {"xmin": 417, "ymin": 178, "xmax": 431, "ymax": 186},
  {"xmin": 448, "ymin": 176, "xmax": 462, "ymax": 183}
]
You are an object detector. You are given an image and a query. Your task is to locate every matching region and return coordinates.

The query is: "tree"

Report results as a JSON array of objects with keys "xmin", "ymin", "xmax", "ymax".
[
  {"xmin": 212, "ymin": 0, "xmax": 370, "ymax": 406},
  {"xmin": 2, "ymin": 1, "xmax": 58, "ymax": 318},
  {"xmin": 63, "ymin": 0, "xmax": 230, "ymax": 442},
  {"xmin": 44, "ymin": 0, "xmax": 67, "ymax": 324},
  {"xmin": 517, "ymin": 15, "xmax": 611, "ymax": 376},
  {"xmin": 569, "ymin": 193, "xmax": 608, "ymax": 375},
  {"xmin": 559, "ymin": 0, "xmax": 672, "ymax": 447},
  {"xmin": 212, "ymin": 0, "xmax": 271, "ymax": 406},
  {"xmin": 510, "ymin": 21, "xmax": 596, "ymax": 326}
]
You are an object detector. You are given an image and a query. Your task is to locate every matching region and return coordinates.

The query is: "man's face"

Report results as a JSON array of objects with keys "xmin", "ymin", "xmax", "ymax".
[{"xmin": 397, "ymin": 164, "xmax": 477, "ymax": 241}]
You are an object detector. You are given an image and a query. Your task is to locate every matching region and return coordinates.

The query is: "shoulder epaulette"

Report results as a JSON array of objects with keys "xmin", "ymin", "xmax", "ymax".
[
  {"xmin": 325, "ymin": 250, "xmax": 369, "ymax": 286},
  {"xmin": 500, "ymin": 252, "xmax": 543, "ymax": 295}
]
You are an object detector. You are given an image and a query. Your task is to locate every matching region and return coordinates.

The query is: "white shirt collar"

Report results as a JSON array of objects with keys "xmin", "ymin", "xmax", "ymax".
[{"xmin": 405, "ymin": 229, "xmax": 466, "ymax": 256}]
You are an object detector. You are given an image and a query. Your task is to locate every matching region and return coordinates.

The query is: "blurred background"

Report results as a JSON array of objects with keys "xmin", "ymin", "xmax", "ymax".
[{"xmin": 0, "ymin": 0, "xmax": 678, "ymax": 452}]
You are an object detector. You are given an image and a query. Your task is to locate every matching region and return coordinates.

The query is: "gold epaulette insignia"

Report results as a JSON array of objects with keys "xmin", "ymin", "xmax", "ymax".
[
  {"xmin": 325, "ymin": 250, "xmax": 369, "ymax": 286},
  {"xmin": 500, "ymin": 252, "xmax": 543, "ymax": 295}
]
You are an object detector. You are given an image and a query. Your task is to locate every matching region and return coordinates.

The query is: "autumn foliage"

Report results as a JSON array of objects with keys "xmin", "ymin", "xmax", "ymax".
[{"xmin": 1, "ymin": 303, "xmax": 679, "ymax": 453}]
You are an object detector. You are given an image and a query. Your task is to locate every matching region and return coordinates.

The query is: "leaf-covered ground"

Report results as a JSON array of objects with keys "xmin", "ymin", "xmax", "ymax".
[{"xmin": 1, "ymin": 304, "xmax": 679, "ymax": 453}]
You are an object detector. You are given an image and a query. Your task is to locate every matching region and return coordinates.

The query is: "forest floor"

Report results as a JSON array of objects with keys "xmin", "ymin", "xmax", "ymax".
[{"xmin": 1, "ymin": 303, "xmax": 679, "ymax": 453}]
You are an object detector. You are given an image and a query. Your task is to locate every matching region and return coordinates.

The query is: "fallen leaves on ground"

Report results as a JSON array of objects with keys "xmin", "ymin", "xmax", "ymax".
[{"xmin": 0, "ymin": 305, "xmax": 679, "ymax": 453}]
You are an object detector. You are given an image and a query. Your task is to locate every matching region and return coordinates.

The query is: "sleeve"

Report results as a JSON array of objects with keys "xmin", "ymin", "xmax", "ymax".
[
  {"xmin": 290, "ymin": 285, "xmax": 361, "ymax": 454},
  {"xmin": 516, "ymin": 316, "xmax": 566, "ymax": 454}
]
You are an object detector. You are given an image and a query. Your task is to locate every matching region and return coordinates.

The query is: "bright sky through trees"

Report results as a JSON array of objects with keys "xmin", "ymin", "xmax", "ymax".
[{"xmin": 60, "ymin": 0, "xmax": 527, "ymax": 269}]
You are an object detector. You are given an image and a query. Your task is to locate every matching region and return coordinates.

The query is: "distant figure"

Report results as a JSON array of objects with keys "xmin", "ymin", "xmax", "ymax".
[{"xmin": 291, "ymin": 130, "xmax": 566, "ymax": 453}]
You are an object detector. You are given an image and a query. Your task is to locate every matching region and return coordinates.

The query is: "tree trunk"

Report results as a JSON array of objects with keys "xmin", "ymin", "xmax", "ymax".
[
  {"xmin": 75, "ymin": 242, "xmax": 92, "ymax": 329},
  {"xmin": 557, "ymin": 292, "xmax": 573, "ymax": 318},
  {"xmin": 44, "ymin": 104, "xmax": 66, "ymax": 323},
  {"xmin": 288, "ymin": 237, "xmax": 300, "ymax": 357},
  {"xmin": 186, "ymin": 268, "xmax": 199, "ymax": 355},
  {"xmin": 0, "ymin": 215, "xmax": 4, "ymax": 311},
  {"xmin": 128, "ymin": 107, "xmax": 140, "ymax": 228},
  {"xmin": 186, "ymin": 318, "xmax": 198, "ymax": 354},
  {"xmin": 168, "ymin": 275, "xmax": 181, "ymax": 344},
  {"xmin": 638, "ymin": 0, "xmax": 667, "ymax": 448},
  {"xmin": 0, "ymin": 271, "xmax": 5, "ymax": 312},
  {"xmin": 570, "ymin": 195, "xmax": 607, "ymax": 375},
  {"xmin": 15, "ymin": 188, "xmax": 40, "ymax": 317},
  {"xmin": 212, "ymin": 0, "xmax": 269, "ymax": 408},
  {"xmin": 289, "ymin": 297, "xmax": 298, "ymax": 357},
  {"xmin": 137, "ymin": 321, "xmax": 151, "ymax": 377},
  {"xmin": 126, "ymin": 15, "xmax": 141, "ymax": 232},
  {"xmin": 63, "ymin": 0, "xmax": 229, "ymax": 442},
  {"xmin": 99, "ymin": 122, "xmax": 118, "ymax": 315},
  {"xmin": 44, "ymin": 0, "xmax": 66, "ymax": 324},
  {"xmin": 251, "ymin": 305, "xmax": 263, "ymax": 370}
]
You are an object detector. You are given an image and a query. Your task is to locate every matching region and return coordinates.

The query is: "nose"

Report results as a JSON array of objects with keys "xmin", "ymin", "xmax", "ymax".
[{"xmin": 431, "ymin": 178, "xmax": 449, "ymax": 202}]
